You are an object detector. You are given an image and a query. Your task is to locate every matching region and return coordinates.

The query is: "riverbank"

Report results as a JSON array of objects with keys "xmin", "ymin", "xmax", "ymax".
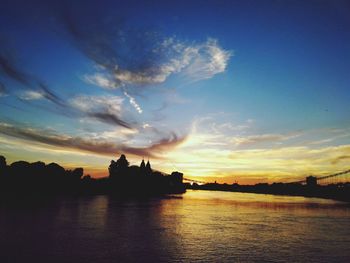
[{"xmin": 186, "ymin": 182, "xmax": 350, "ymax": 202}]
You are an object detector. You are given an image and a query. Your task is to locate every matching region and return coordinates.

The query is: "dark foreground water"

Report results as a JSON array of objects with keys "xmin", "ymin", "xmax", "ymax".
[{"xmin": 0, "ymin": 190, "xmax": 349, "ymax": 263}]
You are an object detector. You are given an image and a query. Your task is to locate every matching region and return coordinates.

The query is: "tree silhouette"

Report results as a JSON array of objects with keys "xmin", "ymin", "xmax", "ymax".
[
  {"xmin": 0, "ymin": 155, "xmax": 6, "ymax": 178},
  {"xmin": 0, "ymin": 154, "xmax": 187, "ymax": 197},
  {"xmin": 109, "ymin": 154, "xmax": 130, "ymax": 179},
  {"xmin": 116, "ymin": 154, "xmax": 129, "ymax": 169},
  {"xmin": 72, "ymin": 168, "xmax": 84, "ymax": 179},
  {"xmin": 0, "ymin": 155, "xmax": 6, "ymax": 168}
]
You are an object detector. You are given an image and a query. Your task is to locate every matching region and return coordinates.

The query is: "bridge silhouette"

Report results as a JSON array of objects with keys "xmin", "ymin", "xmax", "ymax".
[
  {"xmin": 183, "ymin": 177, "xmax": 208, "ymax": 184},
  {"xmin": 289, "ymin": 169, "xmax": 350, "ymax": 185},
  {"xmin": 183, "ymin": 169, "xmax": 350, "ymax": 185}
]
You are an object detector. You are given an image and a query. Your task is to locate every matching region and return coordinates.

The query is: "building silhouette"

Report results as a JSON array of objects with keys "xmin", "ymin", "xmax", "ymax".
[
  {"xmin": 140, "ymin": 159, "xmax": 146, "ymax": 171},
  {"xmin": 108, "ymin": 154, "xmax": 185, "ymax": 194},
  {"xmin": 146, "ymin": 160, "xmax": 152, "ymax": 175}
]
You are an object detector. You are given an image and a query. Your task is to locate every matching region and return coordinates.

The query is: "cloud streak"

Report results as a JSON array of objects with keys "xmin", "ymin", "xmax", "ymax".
[
  {"xmin": 19, "ymin": 90, "xmax": 44, "ymax": 100},
  {"xmin": 123, "ymin": 90, "xmax": 142, "ymax": 114},
  {"xmin": 0, "ymin": 47, "xmax": 133, "ymax": 129},
  {"xmin": 87, "ymin": 112, "xmax": 132, "ymax": 129},
  {"xmin": 0, "ymin": 81, "xmax": 7, "ymax": 97},
  {"xmin": 60, "ymin": 7, "xmax": 231, "ymax": 90},
  {"xmin": 331, "ymin": 155, "xmax": 350, "ymax": 165},
  {"xmin": 83, "ymin": 72, "xmax": 117, "ymax": 89},
  {"xmin": 83, "ymin": 38, "xmax": 232, "ymax": 88},
  {"xmin": 0, "ymin": 52, "xmax": 31, "ymax": 86},
  {"xmin": 232, "ymin": 132, "xmax": 301, "ymax": 147},
  {"xmin": 59, "ymin": 6, "xmax": 164, "ymax": 85},
  {"xmin": 0, "ymin": 122, "xmax": 186, "ymax": 158},
  {"xmin": 69, "ymin": 94, "xmax": 133, "ymax": 128},
  {"xmin": 122, "ymin": 132, "xmax": 187, "ymax": 158},
  {"xmin": 59, "ymin": 6, "xmax": 231, "ymax": 124},
  {"xmin": 0, "ymin": 43, "xmax": 67, "ymax": 108}
]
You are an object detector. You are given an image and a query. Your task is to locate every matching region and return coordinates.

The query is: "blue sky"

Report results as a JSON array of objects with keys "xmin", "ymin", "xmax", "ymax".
[{"xmin": 1, "ymin": 0, "xmax": 350, "ymax": 183}]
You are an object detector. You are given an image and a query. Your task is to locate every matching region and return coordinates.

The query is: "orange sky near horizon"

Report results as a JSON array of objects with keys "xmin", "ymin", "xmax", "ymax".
[{"xmin": 1, "ymin": 125, "xmax": 349, "ymax": 185}]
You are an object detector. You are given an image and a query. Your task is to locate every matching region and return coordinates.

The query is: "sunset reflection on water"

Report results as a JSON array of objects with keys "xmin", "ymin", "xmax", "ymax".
[{"xmin": 0, "ymin": 191, "xmax": 349, "ymax": 262}]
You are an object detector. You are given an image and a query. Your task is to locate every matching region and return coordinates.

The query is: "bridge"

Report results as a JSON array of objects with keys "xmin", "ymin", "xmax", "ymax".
[
  {"xmin": 183, "ymin": 177, "xmax": 208, "ymax": 184},
  {"xmin": 183, "ymin": 169, "xmax": 350, "ymax": 185},
  {"xmin": 289, "ymin": 169, "xmax": 350, "ymax": 185}
]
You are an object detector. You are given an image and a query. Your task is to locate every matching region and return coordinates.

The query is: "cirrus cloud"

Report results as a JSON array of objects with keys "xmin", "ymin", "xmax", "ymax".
[
  {"xmin": 19, "ymin": 90, "xmax": 45, "ymax": 100},
  {"xmin": 69, "ymin": 94, "xmax": 132, "ymax": 129},
  {"xmin": 0, "ymin": 121, "xmax": 186, "ymax": 159},
  {"xmin": 84, "ymin": 38, "xmax": 232, "ymax": 89},
  {"xmin": 83, "ymin": 72, "xmax": 117, "ymax": 89}
]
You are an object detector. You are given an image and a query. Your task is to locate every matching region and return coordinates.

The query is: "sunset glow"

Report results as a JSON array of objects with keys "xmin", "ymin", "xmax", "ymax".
[{"xmin": 1, "ymin": 0, "xmax": 349, "ymax": 184}]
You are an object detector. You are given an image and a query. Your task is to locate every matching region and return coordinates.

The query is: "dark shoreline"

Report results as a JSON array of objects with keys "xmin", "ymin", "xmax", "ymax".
[
  {"xmin": 0, "ymin": 154, "xmax": 186, "ymax": 202},
  {"xmin": 186, "ymin": 183, "xmax": 350, "ymax": 203},
  {"xmin": 1, "ymin": 155, "xmax": 349, "ymax": 203}
]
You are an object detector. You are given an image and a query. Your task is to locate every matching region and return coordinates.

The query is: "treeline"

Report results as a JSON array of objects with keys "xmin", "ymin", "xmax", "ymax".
[
  {"xmin": 0, "ymin": 155, "xmax": 98, "ymax": 196},
  {"xmin": 0, "ymin": 154, "xmax": 186, "ymax": 198}
]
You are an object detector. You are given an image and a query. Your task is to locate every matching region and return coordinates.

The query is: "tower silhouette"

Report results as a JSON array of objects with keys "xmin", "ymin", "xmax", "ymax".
[{"xmin": 146, "ymin": 160, "xmax": 152, "ymax": 175}]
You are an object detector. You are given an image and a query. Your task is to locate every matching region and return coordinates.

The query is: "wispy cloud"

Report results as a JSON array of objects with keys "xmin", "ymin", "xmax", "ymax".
[
  {"xmin": 70, "ymin": 95, "xmax": 124, "ymax": 113},
  {"xmin": 122, "ymin": 132, "xmax": 187, "ymax": 158},
  {"xmin": 0, "ymin": 122, "xmax": 186, "ymax": 159},
  {"xmin": 86, "ymin": 112, "xmax": 132, "ymax": 129},
  {"xmin": 83, "ymin": 73, "xmax": 117, "ymax": 89},
  {"xmin": 19, "ymin": 90, "xmax": 44, "ymax": 100},
  {"xmin": 159, "ymin": 115, "xmax": 350, "ymax": 182},
  {"xmin": 110, "ymin": 38, "xmax": 232, "ymax": 86},
  {"xmin": 0, "ymin": 46, "xmax": 136, "ymax": 130},
  {"xmin": 0, "ymin": 44, "xmax": 65, "ymax": 107},
  {"xmin": 77, "ymin": 32, "xmax": 231, "ymax": 89},
  {"xmin": 60, "ymin": 7, "xmax": 231, "ymax": 121},
  {"xmin": 69, "ymin": 95, "xmax": 132, "ymax": 129},
  {"xmin": 59, "ymin": 7, "xmax": 163, "ymax": 86},
  {"xmin": 167, "ymin": 133, "xmax": 350, "ymax": 183},
  {"xmin": 0, "ymin": 51, "xmax": 31, "ymax": 86},
  {"xmin": 331, "ymin": 155, "xmax": 350, "ymax": 165},
  {"xmin": 231, "ymin": 132, "xmax": 301, "ymax": 147},
  {"xmin": 0, "ymin": 82, "xmax": 7, "ymax": 97},
  {"xmin": 183, "ymin": 38, "xmax": 232, "ymax": 81},
  {"xmin": 123, "ymin": 90, "xmax": 142, "ymax": 114}
]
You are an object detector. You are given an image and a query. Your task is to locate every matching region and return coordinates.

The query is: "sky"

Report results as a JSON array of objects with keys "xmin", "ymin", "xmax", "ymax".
[{"xmin": 0, "ymin": 0, "xmax": 350, "ymax": 184}]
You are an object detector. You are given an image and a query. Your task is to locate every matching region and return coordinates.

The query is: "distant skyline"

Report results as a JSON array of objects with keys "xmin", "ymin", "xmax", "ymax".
[{"xmin": 1, "ymin": 0, "xmax": 350, "ymax": 184}]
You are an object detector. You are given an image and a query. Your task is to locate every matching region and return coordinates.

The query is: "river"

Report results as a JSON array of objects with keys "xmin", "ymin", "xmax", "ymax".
[{"xmin": 0, "ymin": 190, "xmax": 349, "ymax": 262}]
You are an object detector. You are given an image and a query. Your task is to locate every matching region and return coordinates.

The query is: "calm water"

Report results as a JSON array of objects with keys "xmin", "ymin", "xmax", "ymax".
[{"xmin": 0, "ymin": 190, "xmax": 349, "ymax": 263}]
